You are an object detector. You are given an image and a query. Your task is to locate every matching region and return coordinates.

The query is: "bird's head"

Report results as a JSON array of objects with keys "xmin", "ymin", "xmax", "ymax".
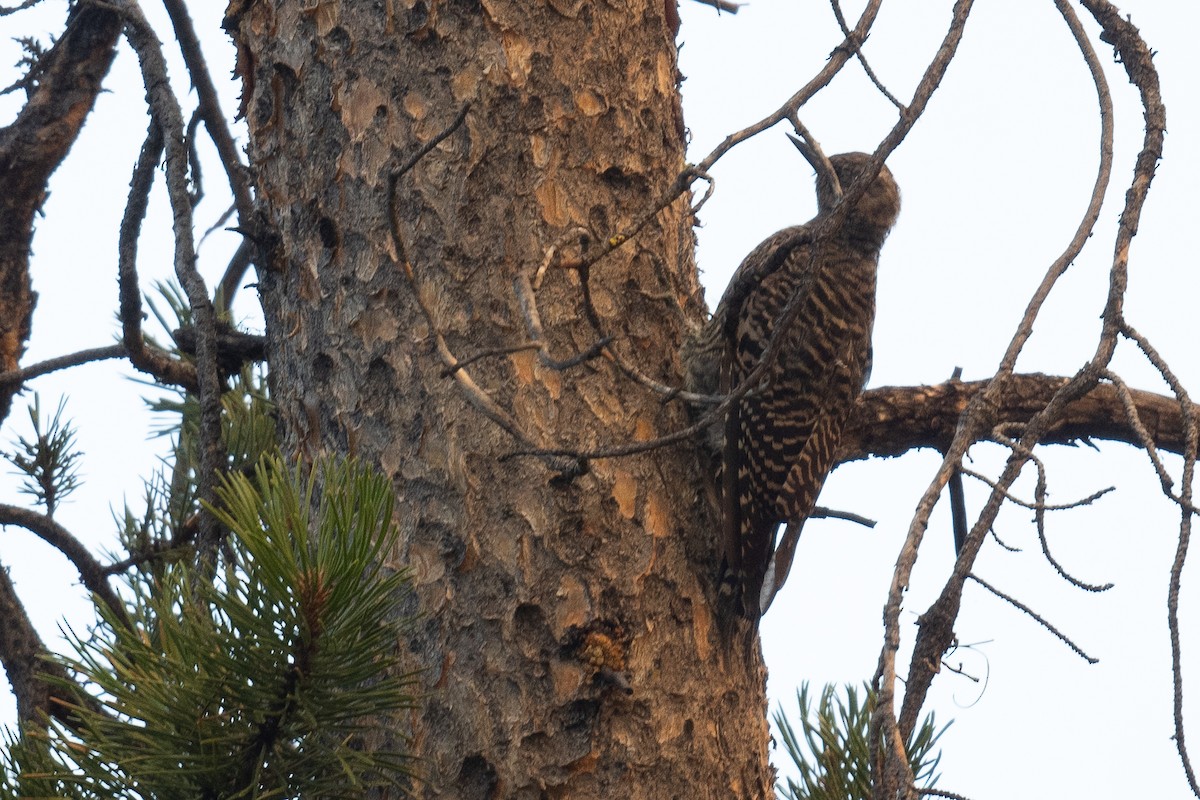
[{"xmin": 788, "ymin": 138, "xmax": 901, "ymax": 242}]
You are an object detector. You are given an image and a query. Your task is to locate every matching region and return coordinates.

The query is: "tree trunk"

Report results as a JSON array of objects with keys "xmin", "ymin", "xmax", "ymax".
[{"xmin": 226, "ymin": 1, "xmax": 774, "ymax": 797}]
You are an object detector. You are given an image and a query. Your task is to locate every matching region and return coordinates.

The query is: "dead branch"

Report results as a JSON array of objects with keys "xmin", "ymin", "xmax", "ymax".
[
  {"xmin": 968, "ymin": 574, "xmax": 1097, "ymax": 664},
  {"xmin": 959, "ymin": 467, "xmax": 1114, "ymax": 514},
  {"xmin": 0, "ymin": 504, "xmax": 127, "ymax": 627},
  {"xmin": 843, "ymin": 376, "xmax": 1196, "ymax": 463},
  {"xmin": 0, "ymin": 344, "xmax": 128, "ymax": 389},
  {"xmin": 689, "ymin": 0, "xmax": 741, "ymax": 13},
  {"xmin": 829, "ymin": 0, "xmax": 905, "ymax": 109},
  {"xmin": 0, "ymin": 3, "xmax": 123, "ymax": 423},
  {"xmin": 161, "ymin": 0, "xmax": 254, "ymax": 224},
  {"xmin": 115, "ymin": 0, "xmax": 225, "ymax": 564},
  {"xmin": 874, "ymin": 4, "xmax": 1169, "ymax": 797},
  {"xmin": 118, "ymin": 123, "xmax": 199, "ymax": 389},
  {"xmin": 0, "ymin": 560, "xmax": 80, "ymax": 726}
]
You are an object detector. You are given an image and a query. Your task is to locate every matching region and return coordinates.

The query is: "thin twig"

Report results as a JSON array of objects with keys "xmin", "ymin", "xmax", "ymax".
[
  {"xmin": 881, "ymin": 0, "xmax": 1122, "ymax": 762},
  {"xmin": 919, "ymin": 789, "xmax": 974, "ymax": 800},
  {"xmin": 830, "ymin": 0, "xmax": 905, "ymax": 109},
  {"xmin": 986, "ymin": 434, "xmax": 1114, "ymax": 593},
  {"xmin": 390, "ymin": 103, "xmax": 470, "ymax": 180},
  {"xmin": 969, "ymin": 574, "xmax": 1097, "ymax": 663},
  {"xmin": 0, "ymin": 344, "xmax": 127, "ymax": 388},
  {"xmin": 117, "ymin": 123, "xmax": 197, "ymax": 389},
  {"xmin": 1103, "ymin": 369, "xmax": 1175, "ymax": 493},
  {"xmin": 959, "ymin": 468, "xmax": 1113, "ymax": 513},
  {"xmin": 689, "ymin": 0, "xmax": 741, "ymax": 13},
  {"xmin": 117, "ymin": 0, "xmax": 224, "ymax": 564},
  {"xmin": 0, "ymin": 503, "xmax": 128, "ymax": 627},
  {"xmin": 441, "ymin": 343, "xmax": 543, "ymax": 377},
  {"xmin": 161, "ymin": 0, "xmax": 254, "ymax": 223},
  {"xmin": 0, "ymin": 0, "xmax": 44, "ymax": 15},
  {"xmin": 810, "ymin": 506, "xmax": 876, "ymax": 528}
]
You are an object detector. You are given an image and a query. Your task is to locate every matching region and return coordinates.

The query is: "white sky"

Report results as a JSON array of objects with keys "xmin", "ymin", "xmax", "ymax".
[{"xmin": 2, "ymin": 1, "xmax": 1199, "ymax": 797}]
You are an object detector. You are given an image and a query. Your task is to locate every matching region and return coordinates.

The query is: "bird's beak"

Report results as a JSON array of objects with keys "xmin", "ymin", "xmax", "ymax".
[{"xmin": 786, "ymin": 133, "xmax": 820, "ymax": 172}]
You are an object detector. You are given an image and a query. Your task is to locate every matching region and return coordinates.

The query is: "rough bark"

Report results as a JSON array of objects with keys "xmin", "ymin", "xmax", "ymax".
[
  {"xmin": 0, "ymin": 562, "xmax": 76, "ymax": 726},
  {"xmin": 0, "ymin": 4, "xmax": 122, "ymax": 425},
  {"xmin": 0, "ymin": 3, "xmax": 121, "ymax": 727},
  {"xmin": 227, "ymin": 2, "xmax": 774, "ymax": 798},
  {"xmin": 842, "ymin": 374, "xmax": 1196, "ymax": 462}
]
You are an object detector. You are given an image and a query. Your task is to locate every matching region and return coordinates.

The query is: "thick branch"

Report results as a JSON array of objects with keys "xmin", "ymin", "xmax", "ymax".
[
  {"xmin": 841, "ymin": 375, "xmax": 1196, "ymax": 464},
  {"xmin": 0, "ymin": 503, "xmax": 128, "ymax": 627},
  {"xmin": 0, "ymin": 558, "xmax": 79, "ymax": 727},
  {"xmin": 0, "ymin": 4, "xmax": 122, "ymax": 424}
]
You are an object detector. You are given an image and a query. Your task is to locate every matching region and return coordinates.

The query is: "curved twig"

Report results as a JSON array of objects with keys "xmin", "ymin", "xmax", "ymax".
[
  {"xmin": 161, "ymin": 0, "xmax": 254, "ymax": 224},
  {"xmin": 0, "ymin": 503, "xmax": 128, "ymax": 627},
  {"xmin": 968, "ymin": 574, "xmax": 1097, "ymax": 664},
  {"xmin": 116, "ymin": 0, "xmax": 225, "ymax": 564},
  {"xmin": 829, "ymin": 0, "xmax": 905, "ymax": 109},
  {"xmin": 879, "ymin": 5, "xmax": 1166, "ymax": 794},
  {"xmin": 0, "ymin": 344, "xmax": 128, "ymax": 389},
  {"xmin": 118, "ymin": 123, "xmax": 198, "ymax": 389}
]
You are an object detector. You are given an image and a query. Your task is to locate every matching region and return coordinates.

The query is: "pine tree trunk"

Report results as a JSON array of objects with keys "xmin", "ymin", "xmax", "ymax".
[{"xmin": 227, "ymin": 1, "xmax": 774, "ymax": 796}]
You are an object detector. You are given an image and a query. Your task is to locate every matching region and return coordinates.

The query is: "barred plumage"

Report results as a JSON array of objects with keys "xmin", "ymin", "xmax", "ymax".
[{"xmin": 685, "ymin": 148, "xmax": 901, "ymax": 618}]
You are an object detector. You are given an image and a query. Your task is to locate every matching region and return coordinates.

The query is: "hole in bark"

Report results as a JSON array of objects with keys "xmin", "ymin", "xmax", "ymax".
[
  {"xmin": 407, "ymin": 1, "xmax": 429, "ymax": 31},
  {"xmin": 455, "ymin": 754, "xmax": 498, "ymax": 797},
  {"xmin": 326, "ymin": 25, "xmax": 350, "ymax": 51},
  {"xmin": 513, "ymin": 602, "xmax": 550, "ymax": 651},
  {"xmin": 601, "ymin": 165, "xmax": 632, "ymax": 189},
  {"xmin": 317, "ymin": 216, "xmax": 338, "ymax": 250},
  {"xmin": 313, "ymin": 353, "xmax": 333, "ymax": 383}
]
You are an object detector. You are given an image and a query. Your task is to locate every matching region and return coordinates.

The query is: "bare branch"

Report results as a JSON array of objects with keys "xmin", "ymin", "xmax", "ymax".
[
  {"xmin": 161, "ymin": 0, "xmax": 254, "ymax": 223},
  {"xmin": 959, "ymin": 468, "xmax": 1114, "ymax": 513},
  {"xmin": 115, "ymin": 0, "xmax": 225, "ymax": 563},
  {"xmin": 829, "ymin": 0, "xmax": 905, "ymax": 109},
  {"xmin": 0, "ymin": 559, "xmax": 80, "ymax": 726},
  {"xmin": 0, "ymin": 503, "xmax": 127, "ymax": 627},
  {"xmin": 0, "ymin": 344, "xmax": 127, "ymax": 389},
  {"xmin": 0, "ymin": 3, "xmax": 122, "ymax": 423},
  {"xmin": 689, "ymin": 0, "xmax": 741, "ymax": 14},
  {"xmin": 118, "ymin": 123, "xmax": 199, "ymax": 389},
  {"xmin": 845, "ymin": 374, "xmax": 1197, "ymax": 459},
  {"xmin": 968, "ymin": 574, "xmax": 1097, "ymax": 664},
  {"xmin": 0, "ymin": 0, "xmax": 46, "ymax": 16}
]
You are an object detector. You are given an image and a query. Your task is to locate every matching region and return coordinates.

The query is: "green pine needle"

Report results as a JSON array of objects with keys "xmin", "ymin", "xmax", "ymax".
[
  {"xmin": 775, "ymin": 682, "xmax": 950, "ymax": 800},
  {"xmin": 3, "ymin": 457, "xmax": 418, "ymax": 799}
]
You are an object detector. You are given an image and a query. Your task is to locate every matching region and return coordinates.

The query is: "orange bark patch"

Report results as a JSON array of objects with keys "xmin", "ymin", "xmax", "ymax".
[
  {"xmin": 534, "ymin": 179, "xmax": 570, "ymax": 227},
  {"xmin": 643, "ymin": 489, "xmax": 669, "ymax": 538},
  {"xmin": 554, "ymin": 574, "xmax": 590, "ymax": 632},
  {"xmin": 574, "ymin": 88, "xmax": 607, "ymax": 116},
  {"xmin": 529, "ymin": 134, "xmax": 550, "ymax": 169},
  {"xmin": 337, "ymin": 79, "xmax": 386, "ymax": 141},
  {"xmin": 510, "ymin": 349, "xmax": 535, "ymax": 385},
  {"xmin": 537, "ymin": 361, "xmax": 562, "ymax": 400},
  {"xmin": 611, "ymin": 469, "xmax": 637, "ymax": 519},
  {"xmin": 403, "ymin": 90, "xmax": 428, "ymax": 122},
  {"xmin": 567, "ymin": 750, "xmax": 599, "ymax": 775},
  {"xmin": 550, "ymin": 660, "xmax": 586, "ymax": 703},
  {"xmin": 500, "ymin": 30, "xmax": 533, "ymax": 86}
]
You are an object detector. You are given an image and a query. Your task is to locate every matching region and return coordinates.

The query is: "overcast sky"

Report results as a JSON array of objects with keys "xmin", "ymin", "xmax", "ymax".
[{"xmin": 3, "ymin": 1, "xmax": 1199, "ymax": 797}]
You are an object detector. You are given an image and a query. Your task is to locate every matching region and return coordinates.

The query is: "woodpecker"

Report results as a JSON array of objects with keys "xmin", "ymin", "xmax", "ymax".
[{"xmin": 684, "ymin": 143, "xmax": 901, "ymax": 618}]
